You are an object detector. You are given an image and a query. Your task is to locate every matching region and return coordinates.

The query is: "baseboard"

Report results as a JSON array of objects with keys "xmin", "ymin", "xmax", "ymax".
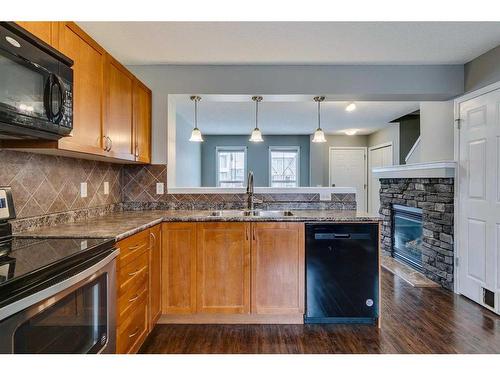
[{"xmin": 157, "ymin": 313, "xmax": 304, "ymax": 324}]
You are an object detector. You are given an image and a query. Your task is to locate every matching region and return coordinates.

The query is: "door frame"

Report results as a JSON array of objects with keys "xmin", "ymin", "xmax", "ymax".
[
  {"xmin": 328, "ymin": 146, "xmax": 368, "ymax": 211},
  {"xmin": 368, "ymin": 142, "xmax": 393, "ymax": 215},
  {"xmin": 453, "ymin": 80, "xmax": 500, "ymax": 295}
]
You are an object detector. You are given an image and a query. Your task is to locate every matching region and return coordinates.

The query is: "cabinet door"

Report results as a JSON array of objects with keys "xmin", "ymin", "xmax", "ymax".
[
  {"xmin": 104, "ymin": 54, "xmax": 134, "ymax": 161},
  {"xmin": 57, "ymin": 22, "xmax": 105, "ymax": 155},
  {"xmin": 196, "ymin": 223, "xmax": 251, "ymax": 314},
  {"xmin": 161, "ymin": 223, "xmax": 197, "ymax": 314},
  {"xmin": 16, "ymin": 22, "xmax": 58, "ymax": 47},
  {"xmin": 149, "ymin": 225, "xmax": 161, "ymax": 329},
  {"xmin": 252, "ymin": 223, "xmax": 305, "ymax": 314},
  {"xmin": 133, "ymin": 80, "xmax": 151, "ymax": 163}
]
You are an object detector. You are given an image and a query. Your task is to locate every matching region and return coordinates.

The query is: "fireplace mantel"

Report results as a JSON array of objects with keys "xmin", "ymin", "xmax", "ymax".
[{"xmin": 372, "ymin": 161, "xmax": 456, "ymax": 179}]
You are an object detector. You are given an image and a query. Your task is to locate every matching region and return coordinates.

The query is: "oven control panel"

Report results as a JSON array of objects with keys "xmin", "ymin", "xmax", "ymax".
[{"xmin": 0, "ymin": 187, "xmax": 16, "ymax": 222}]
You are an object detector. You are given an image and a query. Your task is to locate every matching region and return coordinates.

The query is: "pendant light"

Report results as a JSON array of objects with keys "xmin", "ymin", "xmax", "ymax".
[
  {"xmin": 189, "ymin": 95, "xmax": 203, "ymax": 142},
  {"xmin": 312, "ymin": 96, "xmax": 327, "ymax": 143},
  {"xmin": 249, "ymin": 96, "xmax": 264, "ymax": 142}
]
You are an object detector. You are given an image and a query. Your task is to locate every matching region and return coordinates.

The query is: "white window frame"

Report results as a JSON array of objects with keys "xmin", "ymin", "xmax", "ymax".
[
  {"xmin": 268, "ymin": 146, "xmax": 301, "ymax": 187},
  {"xmin": 215, "ymin": 146, "xmax": 247, "ymax": 187}
]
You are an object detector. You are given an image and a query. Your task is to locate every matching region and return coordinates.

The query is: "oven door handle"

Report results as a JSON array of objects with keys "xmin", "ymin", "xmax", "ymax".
[{"xmin": 0, "ymin": 249, "xmax": 120, "ymax": 322}]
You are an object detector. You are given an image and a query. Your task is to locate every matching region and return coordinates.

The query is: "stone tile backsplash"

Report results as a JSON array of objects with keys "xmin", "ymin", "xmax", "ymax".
[
  {"xmin": 1, "ymin": 151, "xmax": 357, "ymax": 229},
  {"xmin": 0, "ymin": 150, "xmax": 122, "ymax": 219}
]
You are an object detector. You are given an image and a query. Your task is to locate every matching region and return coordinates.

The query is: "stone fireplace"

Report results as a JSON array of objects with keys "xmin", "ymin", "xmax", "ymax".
[{"xmin": 379, "ymin": 177, "xmax": 454, "ymax": 290}]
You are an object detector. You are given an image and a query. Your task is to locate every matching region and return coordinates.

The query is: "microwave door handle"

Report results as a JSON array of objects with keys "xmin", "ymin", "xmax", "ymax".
[
  {"xmin": 43, "ymin": 74, "xmax": 55, "ymax": 121},
  {"xmin": 51, "ymin": 74, "xmax": 66, "ymax": 124}
]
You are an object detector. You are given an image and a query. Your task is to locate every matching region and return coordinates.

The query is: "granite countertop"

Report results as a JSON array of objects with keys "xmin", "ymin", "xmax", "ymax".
[{"xmin": 15, "ymin": 209, "xmax": 381, "ymax": 241}]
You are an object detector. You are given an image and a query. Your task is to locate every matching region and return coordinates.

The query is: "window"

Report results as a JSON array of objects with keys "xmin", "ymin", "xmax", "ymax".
[
  {"xmin": 216, "ymin": 147, "xmax": 247, "ymax": 187},
  {"xmin": 269, "ymin": 147, "xmax": 300, "ymax": 187}
]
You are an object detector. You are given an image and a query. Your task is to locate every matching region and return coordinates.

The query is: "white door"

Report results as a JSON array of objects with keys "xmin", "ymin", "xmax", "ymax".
[
  {"xmin": 329, "ymin": 147, "xmax": 367, "ymax": 211},
  {"xmin": 458, "ymin": 88, "xmax": 500, "ymax": 314},
  {"xmin": 369, "ymin": 144, "xmax": 393, "ymax": 215}
]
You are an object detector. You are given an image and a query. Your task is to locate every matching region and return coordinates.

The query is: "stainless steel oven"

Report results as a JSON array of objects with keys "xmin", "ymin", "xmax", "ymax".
[
  {"xmin": 0, "ymin": 22, "xmax": 73, "ymax": 140},
  {"xmin": 0, "ymin": 249, "xmax": 118, "ymax": 354}
]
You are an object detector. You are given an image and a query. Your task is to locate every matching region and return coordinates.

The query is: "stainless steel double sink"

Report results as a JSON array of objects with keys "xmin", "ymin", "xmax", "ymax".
[{"xmin": 208, "ymin": 210, "xmax": 294, "ymax": 217}]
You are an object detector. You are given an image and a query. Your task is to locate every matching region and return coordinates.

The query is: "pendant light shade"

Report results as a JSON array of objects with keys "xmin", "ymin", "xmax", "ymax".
[
  {"xmin": 312, "ymin": 96, "xmax": 327, "ymax": 143},
  {"xmin": 249, "ymin": 96, "xmax": 264, "ymax": 142},
  {"xmin": 189, "ymin": 95, "xmax": 203, "ymax": 142}
]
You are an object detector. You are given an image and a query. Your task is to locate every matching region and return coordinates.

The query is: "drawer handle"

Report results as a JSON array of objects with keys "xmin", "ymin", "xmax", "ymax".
[
  {"xmin": 128, "ymin": 244, "xmax": 142, "ymax": 251},
  {"xmin": 128, "ymin": 270, "xmax": 140, "ymax": 276},
  {"xmin": 128, "ymin": 328, "xmax": 140, "ymax": 338},
  {"xmin": 128, "ymin": 294, "xmax": 140, "ymax": 303}
]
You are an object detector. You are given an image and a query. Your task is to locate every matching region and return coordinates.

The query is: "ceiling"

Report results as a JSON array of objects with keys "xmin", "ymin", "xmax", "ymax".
[
  {"xmin": 175, "ymin": 97, "xmax": 419, "ymax": 135},
  {"xmin": 77, "ymin": 22, "xmax": 500, "ymax": 65}
]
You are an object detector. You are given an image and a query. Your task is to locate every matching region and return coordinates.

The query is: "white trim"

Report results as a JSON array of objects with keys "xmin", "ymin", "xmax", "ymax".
[
  {"xmin": 328, "ymin": 146, "xmax": 368, "ymax": 211},
  {"xmin": 368, "ymin": 142, "xmax": 393, "ymax": 215},
  {"xmin": 215, "ymin": 146, "xmax": 247, "ymax": 187},
  {"xmin": 368, "ymin": 141, "xmax": 393, "ymax": 152},
  {"xmin": 404, "ymin": 136, "xmax": 421, "ymax": 163},
  {"xmin": 167, "ymin": 186, "xmax": 356, "ymax": 194},
  {"xmin": 372, "ymin": 161, "xmax": 456, "ymax": 179},
  {"xmin": 455, "ymin": 80, "xmax": 500, "ymax": 104},
  {"xmin": 268, "ymin": 146, "xmax": 301, "ymax": 188}
]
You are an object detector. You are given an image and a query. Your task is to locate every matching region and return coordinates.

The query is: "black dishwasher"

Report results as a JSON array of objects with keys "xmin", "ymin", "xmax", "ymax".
[{"xmin": 305, "ymin": 223, "xmax": 379, "ymax": 324}]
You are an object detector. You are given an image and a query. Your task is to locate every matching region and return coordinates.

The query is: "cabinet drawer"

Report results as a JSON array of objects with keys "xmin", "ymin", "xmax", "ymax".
[
  {"xmin": 118, "ymin": 268, "xmax": 148, "ymax": 318},
  {"xmin": 117, "ymin": 230, "xmax": 150, "ymax": 266},
  {"xmin": 117, "ymin": 292, "xmax": 148, "ymax": 354},
  {"xmin": 118, "ymin": 250, "xmax": 148, "ymax": 290}
]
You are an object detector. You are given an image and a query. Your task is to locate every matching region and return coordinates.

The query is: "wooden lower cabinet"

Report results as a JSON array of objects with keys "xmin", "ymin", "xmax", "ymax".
[
  {"xmin": 196, "ymin": 223, "xmax": 251, "ymax": 314},
  {"xmin": 148, "ymin": 225, "xmax": 161, "ymax": 328},
  {"xmin": 116, "ymin": 226, "xmax": 162, "ymax": 353},
  {"xmin": 251, "ymin": 223, "xmax": 305, "ymax": 314},
  {"xmin": 161, "ymin": 223, "xmax": 197, "ymax": 314},
  {"xmin": 160, "ymin": 222, "xmax": 305, "ymax": 323}
]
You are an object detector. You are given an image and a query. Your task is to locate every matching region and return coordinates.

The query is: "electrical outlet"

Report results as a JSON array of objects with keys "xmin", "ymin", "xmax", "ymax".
[
  {"xmin": 103, "ymin": 181, "xmax": 109, "ymax": 195},
  {"xmin": 80, "ymin": 182, "xmax": 87, "ymax": 198},
  {"xmin": 156, "ymin": 182, "xmax": 164, "ymax": 195}
]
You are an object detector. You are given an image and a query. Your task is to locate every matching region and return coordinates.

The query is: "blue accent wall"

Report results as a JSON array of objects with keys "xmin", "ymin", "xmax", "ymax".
[{"xmin": 201, "ymin": 135, "xmax": 310, "ymax": 187}]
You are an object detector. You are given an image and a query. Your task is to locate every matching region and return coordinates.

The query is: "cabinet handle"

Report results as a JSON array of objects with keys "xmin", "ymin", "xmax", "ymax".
[
  {"xmin": 128, "ymin": 269, "xmax": 140, "ymax": 277},
  {"xmin": 253, "ymin": 227, "xmax": 256, "ymax": 241},
  {"xmin": 103, "ymin": 136, "xmax": 109, "ymax": 151},
  {"xmin": 107, "ymin": 136, "xmax": 113, "ymax": 151},
  {"xmin": 128, "ymin": 294, "xmax": 140, "ymax": 303},
  {"xmin": 150, "ymin": 232, "xmax": 156, "ymax": 248},
  {"xmin": 246, "ymin": 227, "xmax": 249, "ymax": 241},
  {"xmin": 128, "ymin": 328, "xmax": 140, "ymax": 338}
]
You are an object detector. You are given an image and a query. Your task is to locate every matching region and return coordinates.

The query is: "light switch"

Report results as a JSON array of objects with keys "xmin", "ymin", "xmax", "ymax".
[
  {"xmin": 319, "ymin": 191, "xmax": 331, "ymax": 201},
  {"xmin": 156, "ymin": 182, "xmax": 164, "ymax": 195},
  {"xmin": 103, "ymin": 181, "xmax": 109, "ymax": 195},
  {"xmin": 80, "ymin": 182, "xmax": 87, "ymax": 198}
]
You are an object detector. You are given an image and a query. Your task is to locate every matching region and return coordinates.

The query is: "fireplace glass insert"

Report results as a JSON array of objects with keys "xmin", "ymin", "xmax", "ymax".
[{"xmin": 392, "ymin": 204, "xmax": 423, "ymax": 271}]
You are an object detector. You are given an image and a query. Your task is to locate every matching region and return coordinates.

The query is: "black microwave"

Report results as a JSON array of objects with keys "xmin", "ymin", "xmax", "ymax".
[{"xmin": 0, "ymin": 22, "xmax": 73, "ymax": 140}]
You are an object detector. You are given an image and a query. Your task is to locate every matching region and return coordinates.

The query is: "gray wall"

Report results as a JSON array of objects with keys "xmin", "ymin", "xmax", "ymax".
[
  {"xmin": 175, "ymin": 115, "xmax": 201, "ymax": 186},
  {"xmin": 368, "ymin": 124, "xmax": 400, "ymax": 165},
  {"xmin": 399, "ymin": 118, "xmax": 420, "ymax": 164},
  {"xmin": 465, "ymin": 44, "xmax": 500, "ymax": 92},
  {"xmin": 201, "ymin": 135, "xmax": 310, "ymax": 187},
  {"xmin": 309, "ymin": 135, "xmax": 369, "ymax": 187},
  {"xmin": 127, "ymin": 64, "xmax": 464, "ymax": 164},
  {"xmin": 419, "ymin": 101, "xmax": 454, "ymax": 162}
]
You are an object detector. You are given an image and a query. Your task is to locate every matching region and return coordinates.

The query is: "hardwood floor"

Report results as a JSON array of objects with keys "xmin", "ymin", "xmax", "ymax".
[{"xmin": 139, "ymin": 269, "xmax": 500, "ymax": 354}]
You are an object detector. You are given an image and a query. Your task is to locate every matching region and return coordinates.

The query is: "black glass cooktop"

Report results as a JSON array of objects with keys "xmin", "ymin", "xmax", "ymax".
[{"xmin": 0, "ymin": 237, "xmax": 115, "ymax": 308}]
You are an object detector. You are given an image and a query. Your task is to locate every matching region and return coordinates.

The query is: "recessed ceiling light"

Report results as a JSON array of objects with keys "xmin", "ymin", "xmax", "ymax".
[
  {"xmin": 344, "ymin": 129, "xmax": 358, "ymax": 136},
  {"xmin": 345, "ymin": 102, "xmax": 356, "ymax": 112}
]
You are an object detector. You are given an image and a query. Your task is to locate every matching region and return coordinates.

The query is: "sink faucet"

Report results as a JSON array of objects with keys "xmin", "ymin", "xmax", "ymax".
[{"xmin": 246, "ymin": 171, "xmax": 262, "ymax": 210}]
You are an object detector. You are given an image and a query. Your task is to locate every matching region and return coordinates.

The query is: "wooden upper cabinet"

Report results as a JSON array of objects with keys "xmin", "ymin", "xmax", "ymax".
[
  {"xmin": 251, "ymin": 223, "xmax": 305, "ymax": 315},
  {"xmin": 57, "ymin": 22, "xmax": 105, "ymax": 155},
  {"xmin": 149, "ymin": 225, "xmax": 161, "ymax": 329},
  {"xmin": 133, "ymin": 80, "xmax": 152, "ymax": 163},
  {"xmin": 162, "ymin": 223, "xmax": 197, "ymax": 314},
  {"xmin": 104, "ymin": 54, "xmax": 135, "ymax": 161},
  {"xmin": 196, "ymin": 223, "xmax": 251, "ymax": 314},
  {"xmin": 15, "ymin": 22, "xmax": 58, "ymax": 47}
]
